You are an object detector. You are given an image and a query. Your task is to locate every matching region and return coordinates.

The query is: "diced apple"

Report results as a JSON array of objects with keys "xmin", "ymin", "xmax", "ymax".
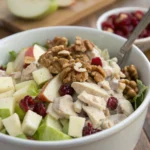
[
  {"xmin": 34, "ymin": 124, "xmax": 72, "ymax": 141},
  {"xmin": 0, "ymin": 97, "xmax": 15, "ymax": 116},
  {"xmin": 32, "ymin": 67, "xmax": 52, "ymax": 85},
  {"xmin": 15, "ymin": 80, "xmax": 36, "ymax": 91},
  {"xmin": 6, "ymin": 62, "xmax": 15, "ymax": 75},
  {"xmin": 14, "ymin": 48, "xmax": 27, "ymax": 71},
  {"xmin": 0, "ymin": 90, "xmax": 15, "ymax": 99},
  {"xmin": 0, "ymin": 77, "xmax": 15, "ymax": 93},
  {"xmin": 68, "ymin": 116, "xmax": 85, "ymax": 137},
  {"xmin": 39, "ymin": 74, "xmax": 62, "ymax": 102},
  {"xmin": 33, "ymin": 44, "xmax": 46, "ymax": 62},
  {"xmin": 22, "ymin": 110, "xmax": 42, "ymax": 136},
  {"xmin": 13, "ymin": 86, "xmax": 29, "ymax": 102},
  {"xmin": 57, "ymin": 0, "xmax": 76, "ymax": 7},
  {"xmin": 2, "ymin": 113, "xmax": 22, "ymax": 136},
  {"xmin": 24, "ymin": 44, "xmax": 45, "ymax": 64},
  {"xmin": 44, "ymin": 114, "xmax": 62, "ymax": 131},
  {"xmin": 60, "ymin": 119, "xmax": 69, "ymax": 134},
  {"xmin": 0, "ymin": 117, "xmax": 3, "ymax": 130},
  {"xmin": 15, "ymin": 104, "xmax": 25, "ymax": 121}
]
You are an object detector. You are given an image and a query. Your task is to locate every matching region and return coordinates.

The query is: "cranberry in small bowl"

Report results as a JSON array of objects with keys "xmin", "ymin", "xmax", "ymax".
[{"xmin": 96, "ymin": 7, "xmax": 150, "ymax": 52}]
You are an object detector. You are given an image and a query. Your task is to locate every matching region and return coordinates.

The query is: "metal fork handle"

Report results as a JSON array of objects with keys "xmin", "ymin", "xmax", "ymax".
[{"xmin": 117, "ymin": 8, "xmax": 150, "ymax": 66}]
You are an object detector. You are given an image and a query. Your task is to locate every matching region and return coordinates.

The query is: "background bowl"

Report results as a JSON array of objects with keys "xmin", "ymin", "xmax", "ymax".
[
  {"xmin": 96, "ymin": 7, "xmax": 150, "ymax": 52},
  {"xmin": 0, "ymin": 26, "xmax": 150, "ymax": 150}
]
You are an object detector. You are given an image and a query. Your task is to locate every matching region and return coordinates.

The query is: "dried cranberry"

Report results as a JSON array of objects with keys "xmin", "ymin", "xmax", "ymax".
[
  {"xmin": 115, "ymin": 30, "xmax": 125, "ymax": 37},
  {"xmin": 102, "ymin": 21, "xmax": 114, "ymax": 30},
  {"xmin": 34, "ymin": 102, "xmax": 47, "ymax": 117},
  {"xmin": 115, "ymin": 13, "xmax": 131, "ymax": 27},
  {"xmin": 91, "ymin": 57, "xmax": 103, "ymax": 67},
  {"xmin": 19, "ymin": 96, "xmax": 35, "ymax": 112},
  {"xmin": 131, "ymin": 16, "xmax": 139, "ymax": 27},
  {"xmin": 147, "ymin": 24, "xmax": 150, "ymax": 30},
  {"xmin": 83, "ymin": 123, "xmax": 101, "ymax": 136},
  {"xmin": 139, "ymin": 29, "xmax": 148, "ymax": 38},
  {"xmin": 59, "ymin": 84, "xmax": 74, "ymax": 96},
  {"xmin": 133, "ymin": 10, "xmax": 144, "ymax": 20},
  {"xmin": 107, "ymin": 97, "xmax": 118, "ymax": 110},
  {"xmin": 108, "ymin": 14, "xmax": 117, "ymax": 23}
]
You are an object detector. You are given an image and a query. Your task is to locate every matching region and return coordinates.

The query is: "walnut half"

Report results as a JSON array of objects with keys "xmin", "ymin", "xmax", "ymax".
[
  {"xmin": 121, "ymin": 79, "xmax": 138, "ymax": 99},
  {"xmin": 122, "ymin": 65, "xmax": 138, "ymax": 81}
]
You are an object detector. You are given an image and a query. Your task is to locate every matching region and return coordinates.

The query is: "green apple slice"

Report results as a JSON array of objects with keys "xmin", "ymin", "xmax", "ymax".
[
  {"xmin": 7, "ymin": 0, "xmax": 58, "ymax": 19},
  {"xmin": 43, "ymin": 115, "xmax": 62, "ymax": 131},
  {"xmin": 15, "ymin": 104, "xmax": 25, "ymax": 121},
  {"xmin": 60, "ymin": 119, "xmax": 69, "ymax": 134},
  {"xmin": 16, "ymin": 134, "xmax": 27, "ymax": 139},
  {"xmin": 0, "ymin": 109, "xmax": 11, "ymax": 119},
  {"xmin": 34, "ymin": 124, "xmax": 72, "ymax": 141}
]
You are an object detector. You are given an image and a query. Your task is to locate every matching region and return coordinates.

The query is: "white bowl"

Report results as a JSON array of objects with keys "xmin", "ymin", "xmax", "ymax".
[
  {"xmin": 96, "ymin": 7, "xmax": 150, "ymax": 51},
  {"xmin": 0, "ymin": 26, "xmax": 150, "ymax": 150}
]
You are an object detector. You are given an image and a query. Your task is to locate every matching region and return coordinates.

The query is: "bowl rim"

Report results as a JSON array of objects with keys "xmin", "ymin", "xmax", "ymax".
[
  {"xmin": 0, "ymin": 26, "xmax": 150, "ymax": 148},
  {"xmin": 96, "ymin": 7, "xmax": 150, "ymax": 43}
]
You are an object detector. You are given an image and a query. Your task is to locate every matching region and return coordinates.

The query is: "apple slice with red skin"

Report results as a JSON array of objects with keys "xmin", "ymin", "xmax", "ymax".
[
  {"xmin": 57, "ymin": 0, "xmax": 76, "ymax": 7},
  {"xmin": 38, "ymin": 74, "xmax": 62, "ymax": 102},
  {"xmin": 24, "ymin": 45, "xmax": 45, "ymax": 65},
  {"xmin": 24, "ymin": 47, "xmax": 35, "ymax": 64}
]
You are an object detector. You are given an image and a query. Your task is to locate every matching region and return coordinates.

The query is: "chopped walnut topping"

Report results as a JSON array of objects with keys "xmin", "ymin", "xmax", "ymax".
[
  {"xmin": 122, "ymin": 65, "xmax": 138, "ymax": 81},
  {"xmin": 121, "ymin": 79, "xmax": 138, "ymax": 99},
  {"xmin": 58, "ymin": 50, "xmax": 70, "ymax": 56},
  {"xmin": 60, "ymin": 65, "xmax": 88, "ymax": 83},
  {"xmin": 72, "ymin": 36, "xmax": 94, "ymax": 52},
  {"xmin": 39, "ymin": 45, "xmax": 71, "ymax": 74},
  {"xmin": 46, "ymin": 37, "xmax": 68, "ymax": 49},
  {"xmin": 74, "ymin": 62, "xmax": 87, "ymax": 73},
  {"xmin": 88, "ymin": 65, "xmax": 106, "ymax": 83},
  {"xmin": 39, "ymin": 36, "xmax": 106, "ymax": 83}
]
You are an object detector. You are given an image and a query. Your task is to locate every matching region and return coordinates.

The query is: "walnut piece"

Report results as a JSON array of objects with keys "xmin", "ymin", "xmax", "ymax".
[
  {"xmin": 72, "ymin": 36, "xmax": 94, "ymax": 52},
  {"xmin": 39, "ymin": 45, "xmax": 71, "ymax": 74},
  {"xmin": 122, "ymin": 65, "xmax": 138, "ymax": 81},
  {"xmin": 89, "ymin": 65, "xmax": 106, "ymax": 83},
  {"xmin": 121, "ymin": 79, "xmax": 138, "ymax": 99},
  {"xmin": 60, "ymin": 65, "xmax": 88, "ymax": 83},
  {"xmin": 74, "ymin": 62, "xmax": 87, "ymax": 72},
  {"xmin": 46, "ymin": 37, "xmax": 68, "ymax": 49}
]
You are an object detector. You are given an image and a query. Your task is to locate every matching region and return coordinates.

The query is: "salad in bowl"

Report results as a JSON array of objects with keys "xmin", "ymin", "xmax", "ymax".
[{"xmin": 0, "ymin": 35, "xmax": 147, "ymax": 141}]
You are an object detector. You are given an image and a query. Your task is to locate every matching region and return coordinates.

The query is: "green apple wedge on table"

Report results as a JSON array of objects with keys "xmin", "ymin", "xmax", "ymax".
[{"xmin": 7, "ymin": 0, "xmax": 58, "ymax": 19}]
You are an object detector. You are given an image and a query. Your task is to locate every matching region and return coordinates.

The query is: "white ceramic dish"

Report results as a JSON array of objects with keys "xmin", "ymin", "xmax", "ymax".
[
  {"xmin": 0, "ymin": 26, "xmax": 150, "ymax": 150},
  {"xmin": 96, "ymin": 7, "xmax": 150, "ymax": 51}
]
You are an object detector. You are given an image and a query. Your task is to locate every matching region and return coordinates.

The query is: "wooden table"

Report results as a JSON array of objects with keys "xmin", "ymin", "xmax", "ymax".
[{"xmin": 0, "ymin": 0, "xmax": 150, "ymax": 149}]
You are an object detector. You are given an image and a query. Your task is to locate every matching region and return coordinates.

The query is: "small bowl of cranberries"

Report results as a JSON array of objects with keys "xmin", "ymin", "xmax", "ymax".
[{"xmin": 96, "ymin": 7, "xmax": 150, "ymax": 51}]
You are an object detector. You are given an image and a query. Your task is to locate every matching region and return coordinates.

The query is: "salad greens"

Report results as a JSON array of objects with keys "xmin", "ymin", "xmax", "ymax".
[
  {"xmin": 9, "ymin": 51, "xmax": 17, "ymax": 61},
  {"xmin": 132, "ymin": 80, "xmax": 148, "ymax": 110}
]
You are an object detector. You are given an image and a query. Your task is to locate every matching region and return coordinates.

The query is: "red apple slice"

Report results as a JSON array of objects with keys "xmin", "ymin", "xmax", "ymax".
[
  {"xmin": 24, "ymin": 47, "xmax": 35, "ymax": 64},
  {"xmin": 39, "ymin": 74, "xmax": 62, "ymax": 102},
  {"xmin": 24, "ymin": 45, "xmax": 45, "ymax": 64},
  {"xmin": 57, "ymin": 0, "xmax": 76, "ymax": 7}
]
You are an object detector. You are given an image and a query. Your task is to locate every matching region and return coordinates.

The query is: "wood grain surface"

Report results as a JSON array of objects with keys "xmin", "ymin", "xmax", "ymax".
[
  {"xmin": 0, "ymin": 0, "xmax": 150, "ymax": 149},
  {"xmin": 0, "ymin": 0, "xmax": 116, "ymax": 32}
]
